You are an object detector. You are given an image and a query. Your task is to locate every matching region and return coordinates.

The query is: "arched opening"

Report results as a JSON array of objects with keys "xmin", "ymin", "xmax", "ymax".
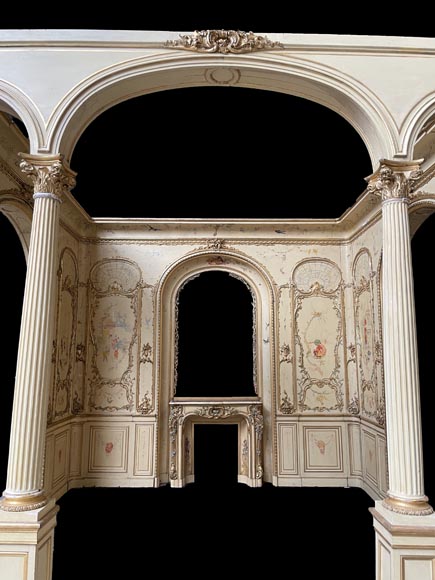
[
  {"xmin": 412, "ymin": 212, "xmax": 435, "ymax": 502},
  {"xmin": 70, "ymin": 86, "xmax": 372, "ymax": 219},
  {"xmin": 0, "ymin": 212, "xmax": 26, "ymax": 492},
  {"xmin": 176, "ymin": 271, "xmax": 255, "ymax": 397}
]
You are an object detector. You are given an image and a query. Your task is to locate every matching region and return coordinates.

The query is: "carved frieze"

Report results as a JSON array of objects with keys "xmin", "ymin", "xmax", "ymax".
[
  {"xmin": 165, "ymin": 30, "xmax": 283, "ymax": 54},
  {"xmin": 194, "ymin": 405, "xmax": 238, "ymax": 420}
]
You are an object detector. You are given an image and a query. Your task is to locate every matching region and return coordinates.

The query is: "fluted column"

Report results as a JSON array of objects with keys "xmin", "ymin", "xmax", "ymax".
[
  {"xmin": 0, "ymin": 154, "xmax": 75, "ymax": 512},
  {"xmin": 369, "ymin": 159, "xmax": 432, "ymax": 515}
]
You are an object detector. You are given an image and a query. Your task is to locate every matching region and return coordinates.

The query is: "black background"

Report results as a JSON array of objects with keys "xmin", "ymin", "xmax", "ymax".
[{"xmin": 1, "ymin": 9, "xmax": 435, "ymax": 580}]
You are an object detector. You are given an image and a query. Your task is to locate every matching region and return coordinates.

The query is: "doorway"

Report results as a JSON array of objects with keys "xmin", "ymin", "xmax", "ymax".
[{"xmin": 194, "ymin": 424, "xmax": 238, "ymax": 487}]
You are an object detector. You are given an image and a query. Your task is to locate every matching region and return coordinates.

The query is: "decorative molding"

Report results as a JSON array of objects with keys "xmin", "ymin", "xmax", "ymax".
[
  {"xmin": 293, "ymin": 260, "xmax": 344, "ymax": 413},
  {"xmin": 248, "ymin": 404, "xmax": 264, "ymax": 479},
  {"xmin": 140, "ymin": 342, "xmax": 153, "ymax": 364},
  {"xmin": 348, "ymin": 394, "xmax": 360, "ymax": 415},
  {"xmin": 87, "ymin": 259, "xmax": 142, "ymax": 413},
  {"xmin": 194, "ymin": 405, "xmax": 238, "ymax": 420},
  {"xmin": 280, "ymin": 391, "xmax": 295, "ymax": 414},
  {"xmin": 165, "ymin": 30, "xmax": 283, "ymax": 54},
  {"xmin": 206, "ymin": 238, "xmax": 225, "ymax": 251},
  {"xmin": 376, "ymin": 396, "xmax": 386, "ymax": 426},
  {"xmin": 137, "ymin": 392, "xmax": 153, "ymax": 415},
  {"xmin": 169, "ymin": 405, "xmax": 184, "ymax": 480},
  {"xmin": 280, "ymin": 343, "xmax": 293, "ymax": 364},
  {"xmin": 19, "ymin": 154, "xmax": 76, "ymax": 200}
]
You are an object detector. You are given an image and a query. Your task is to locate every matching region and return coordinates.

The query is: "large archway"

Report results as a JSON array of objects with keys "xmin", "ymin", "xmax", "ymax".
[
  {"xmin": 69, "ymin": 86, "xmax": 372, "ymax": 219},
  {"xmin": 155, "ymin": 250, "xmax": 276, "ymax": 485}
]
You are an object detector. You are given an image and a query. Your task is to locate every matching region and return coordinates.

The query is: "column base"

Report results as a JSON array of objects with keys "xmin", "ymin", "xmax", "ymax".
[
  {"xmin": 383, "ymin": 494, "xmax": 433, "ymax": 516},
  {"xmin": 0, "ymin": 491, "xmax": 47, "ymax": 512},
  {"xmin": 371, "ymin": 500, "xmax": 435, "ymax": 580},
  {"xmin": 0, "ymin": 498, "xmax": 58, "ymax": 580}
]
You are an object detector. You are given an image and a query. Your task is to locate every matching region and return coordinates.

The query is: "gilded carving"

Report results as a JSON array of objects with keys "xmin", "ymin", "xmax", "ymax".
[
  {"xmin": 52, "ymin": 248, "xmax": 78, "ymax": 421},
  {"xmin": 293, "ymin": 259, "xmax": 344, "ymax": 413},
  {"xmin": 88, "ymin": 259, "xmax": 142, "ymax": 413},
  {"xmin": 367, "ymin": 164, "xmax": 421, "ymax": 201},
  {"xmin": 353, "ymin": 250, "xmax": 377, "ymax": 419},
  {"xmin": 140, "ymin": 342, "xmax": 153, "ymax": 364},
  {"xmin": 280, "ymin": 343, "xmax": 292, "ymax": 364},
  {"xmin": 194, "ymin": 405, "xmax": 238, "ymax": 420},
  {"xmin": 248, "ymin": 404, "xmax": 263, "ymax": 479},
  {"xmin": 348, "ymin": 394, "xmax": 360, "ymax": 415},
  {"xmin": 241, "ymin": 439, "xmax": 249, "ymax": 476},
  {"xmin": 165, "ymin": 30, "xmax": 283, "ymax": 54},
  {"xmin": 137, "ymin": 393, "xmax": 152, "ymax": 415},
  {"xmin": 169, "ymin": 405, "xmax": 184, "ymax": 480},
  {"xmin": 206, "ymin": 238, "xmax": 225, "ymax": 250},
  {"xmin": 280, "ymin": 391, "xmax": 295, "ymax": 415},
  {"xmin": 19, "ymin": 153, "xmax": 76, "ymax": 200}
]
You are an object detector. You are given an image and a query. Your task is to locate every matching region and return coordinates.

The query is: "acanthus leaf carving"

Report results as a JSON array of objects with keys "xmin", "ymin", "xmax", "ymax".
[
  {"xmin": 19, "ymin": 154, "xmax": 76, "ymax": 200},
  {"xmin": 367, "ymin": 163, "xmax": 422, "ymax": 202},
  {"xmin": 165, "ymin": 30, "xmax": 283, "ymax": 54}
]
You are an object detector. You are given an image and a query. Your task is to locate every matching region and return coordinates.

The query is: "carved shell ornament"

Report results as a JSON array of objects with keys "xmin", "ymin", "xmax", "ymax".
[{"xmin": 166, "ymin": 30, "xmax": 284, "ymax": 54}]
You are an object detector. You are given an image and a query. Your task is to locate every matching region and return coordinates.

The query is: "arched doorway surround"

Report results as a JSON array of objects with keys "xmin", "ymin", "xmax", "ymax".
[{"xmin": 155, "ymin": 249, "xmax": 276, "ymax": 485}]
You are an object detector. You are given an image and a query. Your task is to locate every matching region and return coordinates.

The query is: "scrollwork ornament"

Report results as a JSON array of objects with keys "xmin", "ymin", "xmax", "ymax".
[
  {"xmin": 194, "ymin": 405, "xmax": 237, "ymax": 420},
  {"xmin": 140, "ymin": 343, "xmax": 153, "ymax": 364},
  {"xmin": 376, "ymin": 397, "xmax": 386, "ymax": 427},
  {"xmin": 280, "ymin": 344, "xmax": 293, "ymax": 364},
  {"xmin": 19, "ymin": 154, "xmax": 76, "ymax": 200},
  {"xmin": 165, "ymin": 30, "xmax": 283, "ymax": 54},
  {"xmin": 348, "ymin": 394, "xmax": 360, "ymax": 416},
  {"xmin": 169, "ymin": 405, "xmax": 184, "ymax": 442},
  {"xmin": 206, "ymin": 238, "xmax": 225, "ymax": 251},
  {"xmin": 137, "ymin": 393, "xmax": 153, "ymax": 415},
  {"xmin": 280, "ymin": 392, "xmax": 295, "ymax": 414}
]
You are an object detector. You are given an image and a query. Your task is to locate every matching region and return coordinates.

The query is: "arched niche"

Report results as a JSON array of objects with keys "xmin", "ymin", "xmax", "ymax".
[{"xmin": 155, "ymin": 249, "xmax": 277, "ymax": 484}]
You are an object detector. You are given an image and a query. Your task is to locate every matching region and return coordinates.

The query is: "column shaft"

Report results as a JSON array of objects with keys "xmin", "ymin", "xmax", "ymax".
[
  {"xmin": 371, "ymin": 160, "xmax": 432, "ymax": 516},
  {"xmin": 1, "ymin": 154, "xmax": 75, "ymax": 512}
]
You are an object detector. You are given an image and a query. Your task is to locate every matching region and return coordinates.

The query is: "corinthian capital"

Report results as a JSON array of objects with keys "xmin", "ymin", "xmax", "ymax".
[
  {"xmin": 367, "ymin": 159, "xmax": 423, "ymax": 202},
  {"xmin": 18, "ymin": 154, "xmax": 76, "ymax": 201}
]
